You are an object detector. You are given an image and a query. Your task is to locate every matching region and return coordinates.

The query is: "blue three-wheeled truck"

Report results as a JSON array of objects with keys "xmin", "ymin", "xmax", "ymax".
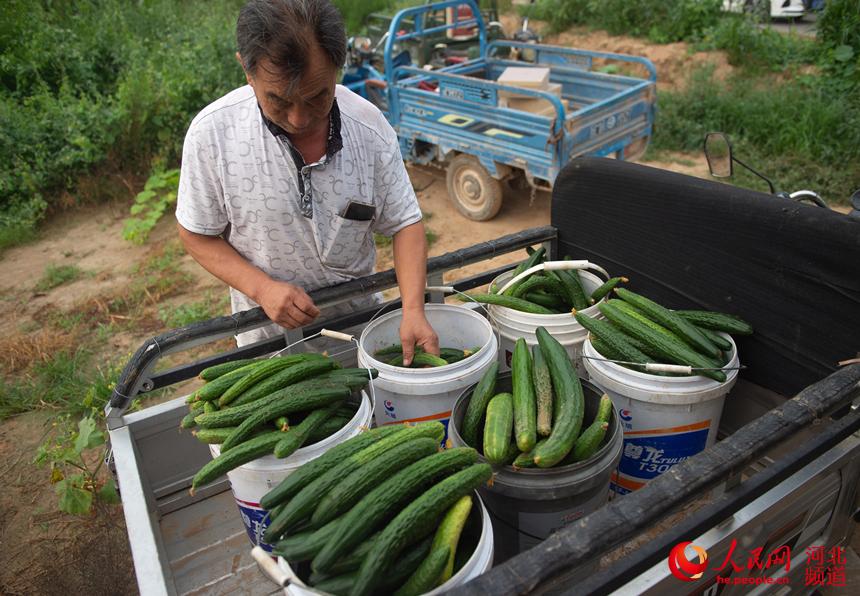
[{"xmin": 342, "ymin": 0, "xmax": 657, "ymax": 220}]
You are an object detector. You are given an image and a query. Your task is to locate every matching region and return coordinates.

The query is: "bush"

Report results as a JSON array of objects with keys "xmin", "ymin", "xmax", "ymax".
[
  {"xmin": 528, "ymin": 0, "xmax": 723, "ymax": 41},
  {"xmin": 654, "ymin": 66, "xmax": 860, "ymax": 203},
  {"xmin": 699, "ymin": 16, "xmax": 819, "ymax": 69},
  {"xmin": 816, "ymin": 0, "xmax": 860, "ymax": 87}
]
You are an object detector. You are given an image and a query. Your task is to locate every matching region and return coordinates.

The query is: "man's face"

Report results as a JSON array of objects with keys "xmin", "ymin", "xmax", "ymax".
[{"xmin": 242, "ymin": 45, "xmax": 337, "ymax": 138}]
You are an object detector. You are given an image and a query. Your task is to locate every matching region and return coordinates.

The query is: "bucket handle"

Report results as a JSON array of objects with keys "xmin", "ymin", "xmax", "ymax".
[
  {"xmin": 252, "ymin": 546, "xmax": 329, "ymax": 594},
  {"xmin": 496, "ymin": 260, "xmax": 610, "ymax": 296}
]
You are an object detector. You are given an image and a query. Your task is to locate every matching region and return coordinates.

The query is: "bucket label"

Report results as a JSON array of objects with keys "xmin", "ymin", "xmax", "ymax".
[
  {"xmin": 612, "ymin": 420, "xmax": 711, "ymax": 494},
  {"xmin": 235, "ymin": 498, "xmax": 274, "ymax": 551}
]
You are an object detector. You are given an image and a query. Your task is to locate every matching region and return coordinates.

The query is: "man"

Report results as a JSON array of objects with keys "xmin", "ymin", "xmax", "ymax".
[{"xmin": 176, "ymin": 0, "xmax": 438, "ymax": 364}]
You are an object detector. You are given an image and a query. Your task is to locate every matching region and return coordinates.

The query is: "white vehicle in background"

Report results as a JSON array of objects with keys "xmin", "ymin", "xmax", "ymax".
[{"xmin": 723, "ymin": 0, "xmax": 806, "ymax": 19}]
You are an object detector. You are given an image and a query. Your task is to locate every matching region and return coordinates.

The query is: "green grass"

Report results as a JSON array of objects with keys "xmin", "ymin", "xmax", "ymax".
[
  {"xmin": 654, "ymin": 66, "xmax": 860, "ymax": 204},
  {"xmin": 0, "ymin": 348, "xmax": 98, "ymax": 419},
  {"xmin": 158, "ymin": 293, "xmax": 230, "ymax": 329},
  {"xmin": 35, "ymin": 264, "xmax": 83, "ymax": 292}
]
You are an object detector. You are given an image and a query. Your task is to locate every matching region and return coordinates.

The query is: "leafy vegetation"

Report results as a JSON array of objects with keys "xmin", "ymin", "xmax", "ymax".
[{"xmin": 35, "ymin": 264, "xmax": 83, "ymax": 292}]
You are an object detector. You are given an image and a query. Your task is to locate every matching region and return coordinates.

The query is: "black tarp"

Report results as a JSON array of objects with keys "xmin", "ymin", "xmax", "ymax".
[{"xmin": 551, "ymin": 157, "xmax": 860, "ymax": 397}]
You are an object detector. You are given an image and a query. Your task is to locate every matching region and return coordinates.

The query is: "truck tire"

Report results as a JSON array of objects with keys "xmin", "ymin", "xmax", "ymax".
[{"xmin": 446, "ymin": 154, "xmax": 503, "ymax": 221}]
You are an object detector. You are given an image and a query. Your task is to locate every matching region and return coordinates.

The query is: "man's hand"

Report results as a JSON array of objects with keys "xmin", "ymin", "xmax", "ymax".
[
  {"xmin": 257, "ymin": 279, "xmax": 320, "ymax": 329},
  {"xmin": 400, "ymin": 308, "xmax": 439, "ymax": 366}
]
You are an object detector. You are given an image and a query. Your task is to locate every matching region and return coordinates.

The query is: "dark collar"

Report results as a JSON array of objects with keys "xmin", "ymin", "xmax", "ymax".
[{"xmin": 259, "ymin": 98, "xmax": 343, "ymax": 161}]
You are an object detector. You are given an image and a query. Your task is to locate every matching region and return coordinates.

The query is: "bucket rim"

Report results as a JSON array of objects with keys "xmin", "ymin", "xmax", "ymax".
[{"xmin": 358, "ymin": 304, "xmax": 497, "ymax": 376}]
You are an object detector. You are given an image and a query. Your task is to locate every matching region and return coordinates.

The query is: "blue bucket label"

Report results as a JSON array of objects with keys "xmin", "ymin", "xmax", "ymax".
[
  {"xmin": 236, "ymin": 498, "xmax": 274, "ymax": 551},
  {"xmin": 612, "ymin": 419, "xmax": 711, "ymax": 494}
]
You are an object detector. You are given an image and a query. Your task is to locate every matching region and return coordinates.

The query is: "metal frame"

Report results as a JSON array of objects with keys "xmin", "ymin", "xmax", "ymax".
[{"xmin": 107, "ymin": 227, "xmax": 557, "ymax": 595}]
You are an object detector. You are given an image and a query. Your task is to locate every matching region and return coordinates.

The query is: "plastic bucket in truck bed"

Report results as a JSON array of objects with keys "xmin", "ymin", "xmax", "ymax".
[
  {"xmin": 582, "ymin": 335, "xmax": 739, "ymax": 495},
  {"xmin": 357, "ymin": 304, "xmax": 498, "ymax": 445},
  {"xmin": 488, "ymin": 264, "xmax": 608, "ymax": 378},
  {"xmin": 449, "ymin": 372, "xmax": 622, "ymax": 562},
  {"xmin": 277, "ymin": 491, "xmax": 493, "ymax": 595},
  {"xmin": 209, "ymin": 390, "xmax": 373, "ymax": 550}
]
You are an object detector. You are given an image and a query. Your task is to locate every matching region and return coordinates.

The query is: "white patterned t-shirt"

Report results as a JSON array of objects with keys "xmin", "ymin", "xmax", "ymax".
[{"xmin": 176, "ymin": 84, "xmax": 422, "ymax": 345}]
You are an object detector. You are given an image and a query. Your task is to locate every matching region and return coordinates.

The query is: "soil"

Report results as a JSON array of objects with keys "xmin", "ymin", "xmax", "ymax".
[{"xmin": 0, "ymin": 19, "xmax": 806, "ymax": 595}]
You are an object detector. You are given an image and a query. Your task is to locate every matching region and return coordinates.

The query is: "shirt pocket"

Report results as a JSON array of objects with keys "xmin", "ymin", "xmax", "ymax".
[{"xmin": 319, "ymin": 213, "xmax": 373, "ymax": 270}]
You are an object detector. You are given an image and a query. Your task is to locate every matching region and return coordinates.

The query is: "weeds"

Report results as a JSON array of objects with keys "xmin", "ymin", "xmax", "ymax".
[
  {"xmin": 158, "ymin": 293, "xmax": 230, "ymax": 328},
  {"xmin": 654, "ymin": 66, "xmax": 860, "ymax": 203},
  {"xmin": 35, "ymin": 264, "xmax": 83, "ymax": 292}
]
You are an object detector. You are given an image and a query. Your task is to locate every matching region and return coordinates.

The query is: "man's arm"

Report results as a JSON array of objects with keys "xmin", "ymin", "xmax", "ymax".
[
  {"xmin": 392, "ymin": 220, "xmax": 439, "ymax": 364},
  {"xmin": 178, "ymin": 225, "xmax": 319, "ymax": 328}
]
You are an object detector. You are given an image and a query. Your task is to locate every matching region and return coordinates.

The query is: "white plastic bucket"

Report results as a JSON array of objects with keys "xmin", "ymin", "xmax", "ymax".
[
  {"xmin": 211, "ymin": 391, "xmax": 373, "ymax": 550},
  {"xmin": 357, "ymin": 304, "xmax": 498, "ymax": 445},
  {"xmin": 582, "ymin": 336, "xmax": 740, "ymax": 495},
  {"xmin": 277, "ymin": 492, "xmax": 494, "ymax": 595},
  {"xmin": 489, "ymin": 265, "xmax": 608, "ymax": 377}
]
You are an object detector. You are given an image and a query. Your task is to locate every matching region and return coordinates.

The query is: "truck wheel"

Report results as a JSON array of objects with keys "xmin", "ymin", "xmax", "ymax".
[{"xmin": 446, "ymin": 155, "xmax": 503, "ymax": 221}]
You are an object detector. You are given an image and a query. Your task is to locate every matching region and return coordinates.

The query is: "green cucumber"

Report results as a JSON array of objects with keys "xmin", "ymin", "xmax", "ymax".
[
  {"xmin": 590, "ymin": 276, "xmax": 628, "ymax": 302},
  {"xmin": 230, "ymin": 356, "xmax": 334, "ymax": 407},
  {"xmin": 511, "ymin": 275, "xmax": 567, "ymax": 300},
  {"xmin": 458, "ymin": 293, "xmax": 555, "ymax": 315},
  {"xmin": 320, "ymin": 534, "xmax": 379, "ymax": 575},
  {"xmin": 575, "ymin": 311, "xmax": 652, "ymax": 370},
  {"xmin": 394, "ymin": 546, "xmax": 449, "ymax": 596},
  {"xmin": 260, "ymin": 425, "xmax": 405, "ymax": 511},
  {"xmin": 460, "ymin": 361, "xmax": 499, "ymax": 448},
  {"xmin": 220, "ymin": 385, "xmax": 350, "ymax": 451},
  {"xmin": 350, "ymin": 464, "xmax": 493, "ymax": 596},
  {"xmin": 556, "ymin": 266, "xmax": 589, "ymax": 310},
  {"xmin": 272, "ymin": 517, "xmax": 341, "ymax": 562},
  {"xmin": 378, "ymin": 536, "xmax": 434, "ymax": 591},
  {"xmin": 388, "ymin": 352, "xmax": 449, "ymax": 368},
  {"xmin": 307, "ymin": 415, "xmax": 351, "ymax": 443},
  {"xmin": 193, "ymin": 361, "xmax": 263, "ymax": 402},
  {"xmin": 273, "ymin": 416, "xmax": 289, "ymax": 431},
  {"xmin": 502, "ymin": 246, "xmax": 546, "ymax": 296},
  {"xmin": 193, "ymin": 426, "xmax": 237, "ymax": 444},
  {"xmin": 615, "ymin": 288, "xmax": 721, "ymax": 359},
  {"xmin": 219, "ymin": 356, "xmax": 326, "ymax": 407},
  {"xmin": 181, "ymin": 401, "xmax": 205, "ymax": 429},
  {"xmin": 273, "ymin": 405, "xmax": 338, "ymax": 459},
  {"xmin": 203, "ymin": 401, "xmax": 217, "ymax": 414},
  {"xmin": 569, "ymin": 420, "xmax": 609, "ymax": 462},
  {"xmin": 512, "ymin": 438, "xmax": 548, "ymax": 468},
  {"xmin": 693, "ymin": 325, "xmax": 733, "ymax": 352},
  {"xmin": 511, "ymin": 339, "xmax": 537, "ymax": 452},
  {"xmin": 310, "ymin": 437, "xmax": 439, "ymax": 527},
  {"xmin": 525, "ymin": 290, "xmax": 567, "ymax": 310},
  {"xmin": 532, "ymin": 344, "xmax": 553, "ymax": 436},
  {"xmin": 533, "ymin": 327, "xmax": 585, "ymax": 467},
  {"xmin": 610, "ymin": 300, "xmax": 686, "ymax": 359},
  {"xmin": 195, "ymin": 376, "xmax": 347, "ymax": 428},
  {"xmin": 430, "ymin": 495, "xmax": 473, "ymax": 583},
  {"xmin": 311, "ymin": 448, "xmax": 478, "ymax": 574},
  {"xmin": 199, "ymin": 358, "xmax": 258, "ymax": 381},
  {"xmin": 599, "ymin": 302, "xmax": 726, "ymax": 383},
  {"xmin": 265, "ymin": 422, "xmax": 445, "ymax": 540},
  {"xmin": 191, "ymin": 431, "xmax": 284, "ymax": 491},
  {"xmin": 674, "ymin": 309, "xmax": 753, "ymax": 335},
  {"xmin": 483, "ymin": 393, "xmax": 513, "ymax": 464},
  {"xmin": 312, "ymin": 573, "xmax": 354, "ymax": 596}
]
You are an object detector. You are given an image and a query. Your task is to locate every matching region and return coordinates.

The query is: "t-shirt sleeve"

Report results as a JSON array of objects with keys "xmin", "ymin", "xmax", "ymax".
[
  {"xmin": 370, "ymin": 118, "xmax": 422, "ymax": 237},
  {"xmin": 175, "ymin": 118, "xmax": 229, "ymax": 235}
]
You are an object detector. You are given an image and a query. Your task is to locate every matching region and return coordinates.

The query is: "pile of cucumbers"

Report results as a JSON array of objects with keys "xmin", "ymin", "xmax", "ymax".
[
  {"xmin": 462, "ymin": 327, "xmax": 611, "ymax": 469},
  {"xmin": 373, "ymin": 344, "xmax": 480, "ymax": 368},
  {"xmin": 459, "ymin": 246, "xmax": 627, "ymax": 315},
  {"xmin": 180, "ymin": 353, "xmax": 378, "ymax": 492},
  {"xmin": 260, "ymin": 421, "xmax": 492, "ymax": 596},
  {"xmin": 575, "ymin": 287, "xmax": 753, "ymax": 382}
]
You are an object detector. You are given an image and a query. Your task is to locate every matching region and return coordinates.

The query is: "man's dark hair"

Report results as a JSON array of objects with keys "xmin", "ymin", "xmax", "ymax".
[{"xmin": 237, "ymin": 0, "xmax": 346, "ymax": 79}]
